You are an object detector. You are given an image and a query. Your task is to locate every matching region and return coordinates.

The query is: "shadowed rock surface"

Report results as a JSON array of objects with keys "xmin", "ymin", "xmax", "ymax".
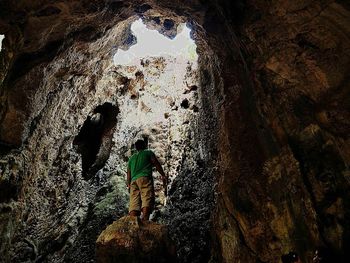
[
  {"xmin": 96, "ymin": 216, "xmax": 176, "ymax": 263},
  {"xmin": 0, "ymin": 0, "xmax": 349, "ymax": 263}
]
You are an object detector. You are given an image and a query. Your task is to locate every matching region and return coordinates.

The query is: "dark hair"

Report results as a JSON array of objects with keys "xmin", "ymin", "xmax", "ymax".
[
  {"xmin": 282, "ymin": 252, "xmax": 299, "ymax": 263},
  {"xmin": 135, "ymin": 139, "xmax": 146, "ymax": 151}
]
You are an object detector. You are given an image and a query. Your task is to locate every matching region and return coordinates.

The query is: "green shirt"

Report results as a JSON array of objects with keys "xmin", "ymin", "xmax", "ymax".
[{"xmin": 128, "ymin": 150, "xmax": 155, "ymax": 182}]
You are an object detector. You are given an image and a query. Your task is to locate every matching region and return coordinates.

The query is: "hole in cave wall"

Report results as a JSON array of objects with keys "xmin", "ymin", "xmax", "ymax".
[
  {"xmin": 73, "ymin": 103, "xmax": 118, "ymax": 179},
  {"xmin": 0, "ymin": 180, "xmax": 18, "ymax": 203}
]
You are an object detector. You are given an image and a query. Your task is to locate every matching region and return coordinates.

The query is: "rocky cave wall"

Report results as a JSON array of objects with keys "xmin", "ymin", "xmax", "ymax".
[
  {"xmin": 0, "ymin": 0, "xmax": 349, "ymax": 263},
  {"xmin": 0, "ymin": 2, "xmax": 220, "ymax": 262},
  {"xmin": 210, "ymin": 0, "xmax": 350, "ymax": 262}
]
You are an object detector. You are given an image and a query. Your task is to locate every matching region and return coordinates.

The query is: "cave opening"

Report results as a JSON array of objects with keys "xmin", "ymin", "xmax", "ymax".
[
  {"xmin": 113, "ymin": 18, "xmax": 198, "ymax": 65},
  {"xmin": 73, "ymin": 102, "xmax": 118, "ymax": 180},
  {"xmin": 108, "ymin": 16, "xmax": 202, "ymax": 216}
]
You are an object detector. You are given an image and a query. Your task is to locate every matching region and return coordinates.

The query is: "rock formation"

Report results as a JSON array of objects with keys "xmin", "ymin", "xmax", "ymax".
[
  {"xmin": 96, "ymin": 216, "xmax": 176, "ymax": 263},
  {"xmin": 0, "ymin": 0, "xmax": 349, "ymax": 263}
]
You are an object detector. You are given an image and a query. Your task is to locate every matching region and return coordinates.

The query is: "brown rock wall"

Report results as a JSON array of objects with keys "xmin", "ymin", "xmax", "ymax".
[{"xmin": 213, "ymin": 0, "xmax": 350, "ymax": 261}]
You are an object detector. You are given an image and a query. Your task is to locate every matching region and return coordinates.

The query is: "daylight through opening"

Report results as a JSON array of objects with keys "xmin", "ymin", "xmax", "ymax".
[{"xmin": 110, "ymin": 18, "xmax": 200, "ymax": 217}]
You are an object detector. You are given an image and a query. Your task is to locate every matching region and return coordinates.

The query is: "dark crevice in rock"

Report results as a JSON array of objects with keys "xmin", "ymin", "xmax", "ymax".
[
  {"xmin": 183, "ymin": 85, "xmax": 198, "ymax": 94},
  {"xmin": 152, "ymin": 17, "xmax": 161, "ymax": 24},
  {"xmin": 180, "ymin": 99, "xmax": 189, "ymax": 109},
  {"xmin": 0, "ymin": 179, "xmax": 18, "ymax": 203},
  {"xmin": 292, "ymin": 95, "xmax": 317, "ymax": 127},
  {"xmin": 73, "ymin": 103, "xmax": 118, "ymax": 180},
  {"xmin": 0, "ymin": 141, "xmax": 14, "ymax": 156},
  {"xmin": 74, "ymin": 114, "xmax": 102, "ymax": 177},
  {"xmin": 0, "ymin": 155, "xmax": 22, "ymax": 203},
  {"xmin": 163, "ymin": 19, "xmax": 175, "ymax": 30}
]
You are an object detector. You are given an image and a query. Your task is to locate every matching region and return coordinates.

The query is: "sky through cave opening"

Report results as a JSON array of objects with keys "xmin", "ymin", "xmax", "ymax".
[
  {"xmin": 110, "ymin": 18, "xmax": 200, "ymax": 217},
  {"xmin": 113, "ymin": 19, "xmax": 198, "ymax": 65}
]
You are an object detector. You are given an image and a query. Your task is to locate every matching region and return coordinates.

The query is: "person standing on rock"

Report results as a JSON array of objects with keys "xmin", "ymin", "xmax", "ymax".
[{"xmin": 127, "ymin": 139, "xmax": 167, "ymax": 221}]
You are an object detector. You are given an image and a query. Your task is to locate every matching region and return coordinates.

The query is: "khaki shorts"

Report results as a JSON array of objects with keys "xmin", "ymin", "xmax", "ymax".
[{"xmin": 129, "ymin": 176, "xmax": 154, "ymax": 212}]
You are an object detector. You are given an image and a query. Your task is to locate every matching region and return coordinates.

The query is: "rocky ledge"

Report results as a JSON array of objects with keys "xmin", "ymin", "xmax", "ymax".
[{"xmin": 96, "ymin": 216, "xmax": 176, "ymax": 263}]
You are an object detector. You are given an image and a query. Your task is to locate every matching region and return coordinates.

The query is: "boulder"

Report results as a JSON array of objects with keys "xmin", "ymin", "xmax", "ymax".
[{"xmin": 96, "ymin": 216, "xmax": 176, "ymax": 263}]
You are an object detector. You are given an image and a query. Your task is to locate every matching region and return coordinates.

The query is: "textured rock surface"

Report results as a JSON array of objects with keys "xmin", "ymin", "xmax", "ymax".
[
  {"xmin": 0, "ymin": 0, "xmax": 349, "ymax": 263},
  {"xmin": 216, "ymin": 1, "xmax": 350, "ymax": 262},
  {"xmin": 96, "ymin": 216, "xmax": 176, "ymax": 263}
]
